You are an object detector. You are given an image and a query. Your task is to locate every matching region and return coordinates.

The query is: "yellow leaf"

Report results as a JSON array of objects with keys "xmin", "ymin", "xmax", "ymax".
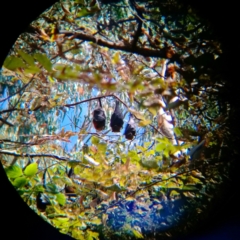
[
  {"xmin": 112, "ymin": 51, "xmax": 120, "ymax": 64},
  {"xmin": 191, "ymin": 170, "xmax": 205, "ymax": 179},
  {"xmin": 139, "ymin": 119, "xmax": 152, "ymax": 127},
  {"xmin": 128, "ymin": 108, "xmax": 145, "ymax": 120},
  {"xmin": 149, "ymin": 107, "xmax": 157, "ymax": 116}
]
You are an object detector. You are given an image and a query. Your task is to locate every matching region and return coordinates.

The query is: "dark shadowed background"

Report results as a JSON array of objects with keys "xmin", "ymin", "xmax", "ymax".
[{"xmin": 0, "ymin": 0, "xmax": 239, "ymax": 239}]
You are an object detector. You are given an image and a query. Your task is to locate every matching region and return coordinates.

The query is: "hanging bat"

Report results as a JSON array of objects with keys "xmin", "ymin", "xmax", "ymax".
[
  {"xmin": 36, "ymin": 192, "xmax": 50, "ymax": 212},
  {"xmin": 110, "ymin": 100, "xmax": 124, "ymax": 132},
  {"xmin": 65, "ymin": 167, "xmax": 76, "ymax": 196},
  {"xmin": 92, "ymin": 98, "xmax": 106, "ymax": 131},
  {"xmin": 36, "ymin": 169, "xmax": 50, "ymax": 211},
  {"xmin": 124, "ymin": 114, "xmax": 136, "ymax": 140}
]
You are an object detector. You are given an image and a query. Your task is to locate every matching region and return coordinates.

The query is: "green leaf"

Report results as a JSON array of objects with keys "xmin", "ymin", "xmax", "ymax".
[
  {"xmin": 76, "ymin": 5, "xmax": 100, "ymax": 18},
  {"xmin": 182, "ymin": 185, "xmax": 199, "ymax": 191},
  {"xmin": 91, "ymin": 218, "xmax": 102, "ymax": 225},
  {"xmin": 18, "ymin": 50, "xmax": 35, "ymax": 66},
  {"xmin": 76, "ymin": 8, "xmax": 91, "ymax": 18},
  {"xmin": 34, "ymin": 53, "xmax": 52, "ymax": 71},
  {"xmin": 128, "ymin": 109, "xmax": 145, "ymax": 120},
  {"xmin": 5, "ymin": 165, "xmax": 23, "ymax": 178},
  {"xmin": 17, "ymin": 189, "xmax": 31, "ymax": 195},
  {"xmin": 86, "ymin": 230, "xmax": 99, "ymax": 240},
  {"xmin": 13, "ymin": 176, "xmax": 28, "ymax": 188},
  {"xmin": 72, "ymin": 229, "xmax": 85, "ymax": 240},
  {"xmin": 155, "ymin": 143, "xmax": 166, "ymax": 151},
  {"xmin": 68, "ymin": 160, "xmax": 81, "ymax": 167},
  {"xmin": 45, "ymin": 183, "xmax": 59, "ymax": 194},
  {"xmin": 132, "ymin": 229, "xmax": 144, "ymax": 239},
  {"xmin": 139, "ymin": 119, "xmax": 152, "ymax": 127},
  {"xmin": 24, "ymin": 162, "xmax": 38, "ymax": 177},
  {"xmin": 170, "ymin": 190, "xmax": 180, "ymax": 197},
  {"xmin": 91, "ymin": 136, "xmax": 99, "ymax": 145},
  {"xmin": 52, "ymin": 175, "xmax": 64, "ymax": 184},
  {"xmin": 140, "ymin": 158, "xmax": 159, "ymax": 170},
  {"xmin": 98, "ymin": 142, "xmax": 107, "ymax": 153},
  {"xmin": 105, "ymin": 183, "xmax": 126, "ymax": 192},
  {"xmin": 74, "ymin": 165, "xmax": 83, "ymax": 175},
  {"xmin": 56, "ymin": 193, "xmax": 66, "ymax": 206},
  {"xmin": 128, "ymin": 150, "xmax": 140, "ymax": 162},
  {"xmin": 173, "ymin": 127, "xmax": 183, "ymax": 136},
  {"xmin": 34, "ymin": 185, "xmax": 45, "ymax": 192},
  {"xmin": 62, "ymin": 176, "xmax": 73, "ymax": 185},
  {"xmin": 3, "ymin": 56, "xmax": 26, "ymax": 70},
  {"xmin": 24, "ymin": 65, "xmax": 41, "ymax": 74}
]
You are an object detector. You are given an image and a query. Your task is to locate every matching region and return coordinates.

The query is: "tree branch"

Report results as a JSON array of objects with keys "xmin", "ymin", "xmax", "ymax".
[
  {"xmin": 59, "ymin": 30, "xmax": 182, "ymax": 60},
  {"xmin": 0, "ymin": 149, "xmax": 90, "ymax": 168}
]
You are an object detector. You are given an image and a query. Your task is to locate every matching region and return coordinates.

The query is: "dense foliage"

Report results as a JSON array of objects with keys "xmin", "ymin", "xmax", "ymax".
[{"xmin": 0, "ymin": 0, "xmax": 230, "ymax": 239}]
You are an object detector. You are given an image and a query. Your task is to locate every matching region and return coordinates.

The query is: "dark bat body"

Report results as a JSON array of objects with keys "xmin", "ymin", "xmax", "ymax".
[
  {"xmin": 93, "ymin": 99, "xmax": 106, "ymax": 131},
  {"xmin": 36, "ymin": 169, "xmax": 50, "ymax": 211},
  {"xmin": 65, "ymin": 167, "xmax": 77, "ymax": 196},
  {"xmin": 110, "ymin": 100, "xmax": 124, "ymax": 132},
  {"xmin": 124, "ymin": 115, "xmax": 136, "ymax": 140},
  {"xmin": 36, "ymin": 193, "xmax": 50, "ymax": 212}
]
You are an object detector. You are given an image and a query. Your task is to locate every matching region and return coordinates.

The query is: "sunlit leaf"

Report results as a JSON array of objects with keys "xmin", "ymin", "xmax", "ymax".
[
  {"xmin": 167, "ymin": 181, "xmax": 179, "ymax": 188},
  {"xmin": 18, "ymin": 50, "xmax": 35, "ymax": 66},
  {"xmin": 140, "ymin": 158, "xmax": 159, "ymax": 170},
  {"xmin": 91, "ymin": 218, "xmax": 102, "ymax": 225},
  {"xmin": 132, "ymin": 229, "xmax": 144, "ymax": 239},
  {"xmin": 173, "ymin": 127, "xmax": 183, "ymax": 136},
  {"xmin": 24, "ymin": 163, "xmax": 38, "ymax": 177},
  {"xmin": 105, "ymin": 183, "xmax": 126, "ymax": 192},
  {"xmin": 76, "ymin": 5, "xmax": 100, "ymax": 18},
  {"xmin": 148, "ymin": 107, "xmax": 157, "ymax": 116},
  {"xmin": 3, "ymin": 56, "xmax": 26, "ymax": 70},
  {"xmin": 139, "ymin": 119, "xmax": 152, "ymax": 127},
  {"xmin": 34, "ymin": 185, "xmax": 45, "ymax": 192},
  {"xmin": 128, "ymin": 109, "xmax": 145, "ymax": 120},
  {"xmin": 34, "ymin": 53, "xmax": 52, "ymax": 71},
  {"xmin": 91, "ymin": 136, "xmax": 100, "ymax": 145},
  {"xmin": 5, "ymin": 165, "xmax": 23, "ymax": 178},
  {"xmin": 112, "ymin": 51, "xmax": 120, "ymax": 64},
  {"xmin": 56, "ymin": 193, "xmax": 66, "ymax": 206},
  {"xmin": 155, "ymin": 143, "xmax": 166, "ymax": 151},
  {"xmin": 182, "ymin": 185, "xmax": 199, "ymax": 191},
  {"xmin": 74, "ymin": 165, "xmax": 84, "ymax": 175},
  {"xmin": 170, "ymin": 190, "xmax": 180, "ymax": 197},
  {"xmin": 86, "ymin": 230, "xmax": 99, "ymax": 240},
  {"xmin": 13, "ymin": 176, "xmax": 28, "ymax": 188},
  {"xmin": 98, "ymin": 142, "xmax": 107, "ymax": 153}
]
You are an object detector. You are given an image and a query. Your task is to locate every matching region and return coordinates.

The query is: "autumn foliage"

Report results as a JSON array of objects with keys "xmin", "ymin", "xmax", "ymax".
[{"xmin": 0, "ymin": 0, "xmax": 230, "ymax": 239}]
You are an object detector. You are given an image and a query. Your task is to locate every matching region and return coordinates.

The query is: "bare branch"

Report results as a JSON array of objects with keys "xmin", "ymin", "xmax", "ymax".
[{"xmin": 0, "ymin": 149, "xmax": 90, "ymax": 168}]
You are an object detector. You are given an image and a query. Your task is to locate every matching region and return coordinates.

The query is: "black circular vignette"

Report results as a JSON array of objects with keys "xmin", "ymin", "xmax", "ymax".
[
  {"xmin": 0, "ymin": 0, "xmax": 239, "ymax": 239},
  {"xmin": 1, "ymin": 2, "xmax": 73, "ymax": 239}
]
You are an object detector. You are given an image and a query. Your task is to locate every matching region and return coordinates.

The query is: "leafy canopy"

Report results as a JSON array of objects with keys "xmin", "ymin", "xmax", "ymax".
[{"xmin": 0, "ymin": 0, "xmax": 230, "ymax": 239}]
